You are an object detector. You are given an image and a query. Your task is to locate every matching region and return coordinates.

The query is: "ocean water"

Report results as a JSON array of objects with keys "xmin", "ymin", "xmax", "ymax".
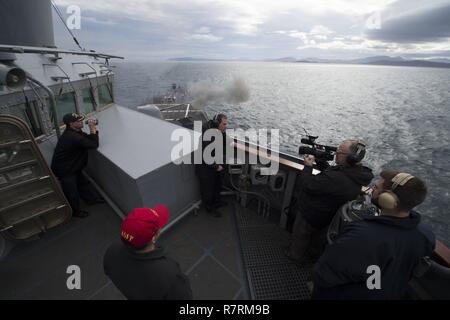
[{"xmin": 114, "ymin": 61, "xmax": 450, "ymax": 246}]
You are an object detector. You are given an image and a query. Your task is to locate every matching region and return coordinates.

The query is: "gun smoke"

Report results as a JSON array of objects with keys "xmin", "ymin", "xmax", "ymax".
[{"xmin": 189, "ymin": 78, "xmax": 250, "ymax": 109}]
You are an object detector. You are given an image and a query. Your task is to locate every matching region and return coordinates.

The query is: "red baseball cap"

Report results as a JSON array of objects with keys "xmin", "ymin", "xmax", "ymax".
[{"xmin": 120, "ymin": 205, "xmax": 170, "ymax": 248}]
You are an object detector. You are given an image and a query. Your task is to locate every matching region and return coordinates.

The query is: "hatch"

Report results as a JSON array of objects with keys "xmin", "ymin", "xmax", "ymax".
[{"xmin": 0, "ymin": 115, "xmax": 71, "ymax": 240}]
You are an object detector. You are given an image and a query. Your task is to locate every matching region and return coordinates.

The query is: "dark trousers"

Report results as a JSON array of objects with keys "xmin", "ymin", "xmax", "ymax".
[
  {"xmin": 197, "ymin": 168, "xmax": 222, "ymax": 210},
  {"xmin": 289, "ymin": 212, "xmax": 327, "ymax": 261},
  {"xmin": 59, "ymin": 172, "xmax": 98, "ymax": 215}
]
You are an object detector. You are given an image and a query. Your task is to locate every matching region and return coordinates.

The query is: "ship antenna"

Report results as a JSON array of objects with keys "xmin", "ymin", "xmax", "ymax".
[{"xmin": 51, "ymin": 1, "xmax": 84, "ymax": 51}]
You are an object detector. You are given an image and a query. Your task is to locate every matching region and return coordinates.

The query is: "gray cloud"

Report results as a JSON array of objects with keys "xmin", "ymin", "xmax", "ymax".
[
  {"xmin": 366, "ymin": 1, "xmax": 450, "ymax": 43},
  {"xmin": 52, "ymin": 1, "xmax": 450, "ymax": 60}
]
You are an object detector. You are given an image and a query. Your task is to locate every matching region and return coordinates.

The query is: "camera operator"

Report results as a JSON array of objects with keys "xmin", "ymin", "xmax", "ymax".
[
  {"xmin": 195, "ymin": 114, "xmax": 228, "ymax": 217},
  {"xmin": 51, "ymin": 113, "xmax": 104, "ymax": 218},
  {"xmin": 285, "ymin": 139, "xmax": 374, "ymax": 263}
]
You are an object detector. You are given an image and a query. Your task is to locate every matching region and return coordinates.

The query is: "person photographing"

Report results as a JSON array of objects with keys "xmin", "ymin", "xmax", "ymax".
[
  {"xmin": 51, "ymin": 113, "xmax": 103, "ymax": 218},
  {"xmin": 286, "ymin": 139, "xmax": 374, "ymax": 263}
]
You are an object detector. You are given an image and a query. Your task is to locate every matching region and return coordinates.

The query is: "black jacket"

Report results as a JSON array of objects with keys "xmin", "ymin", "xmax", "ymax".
[
  {"xmin": 51, "ymin": 127, "xmax": 99, "ymax": 177},
  {"xmin": 196, "ymin": 121, "xmax": 227, "ymax": 175},
  {"xmin": 103, "ymin": 243, "xmax": 193, "ymax": 300},
  {"xmin": 312, "ymin": 211, "xmax": 435, "ymax": 300},
  {"xmin": 298, "ymin": 164, "xmax": 374, "ymax": 229}
]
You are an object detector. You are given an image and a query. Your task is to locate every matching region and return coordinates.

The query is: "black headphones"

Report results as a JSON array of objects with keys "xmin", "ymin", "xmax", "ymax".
[
  {"xmin": 211, "ymin": 114, "xmax": 219, "ymax": 128},
  {"xmin": 346, "ymin": 140, "xmax": 366, "ymax": 165}
]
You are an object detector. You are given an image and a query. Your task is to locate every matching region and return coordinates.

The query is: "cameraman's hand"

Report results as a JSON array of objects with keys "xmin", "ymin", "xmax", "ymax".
[
  {"xmin": 87, "ymin": 118, "xmax": 97, "ymax": 133},
  {"xmin": 316, "ymin": 159, "xmax": 330, "ymax": 171},
  {"xmin": 217, "ymin": 165, "xmax": 224, "ymax": 172},
  {"xmin": 303, "ymin": 155, "xmax": 315, "ymax": 167}
]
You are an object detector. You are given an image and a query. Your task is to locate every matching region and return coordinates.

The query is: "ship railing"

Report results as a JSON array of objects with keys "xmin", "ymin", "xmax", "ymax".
[
  {"xmin": 231, "ymin": 138, "xmax": 450, "ymax": 268},
  {"xmin": 0, "ymin": 44, "xmax": 124, "ymax": 60}
]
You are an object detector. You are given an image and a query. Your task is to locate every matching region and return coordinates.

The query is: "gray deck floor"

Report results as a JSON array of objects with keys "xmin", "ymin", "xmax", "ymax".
[
  {"xmin": 234, "ymin": 205, "xmax": 313, "ymax": 300},
  {"xmin": 0, "ymin": 197, "xmax": 312, "ymax": 300},
  {"xmin": 160, "ymin": 201, "xmax": 248, "ymax": 300},
  {"xmin": 0, "ymin": 201, "xmax": 123, "ymax": 300},
  {"xmin": 0, "ymin": 199, "xmax": 247, "ymax": 300}
]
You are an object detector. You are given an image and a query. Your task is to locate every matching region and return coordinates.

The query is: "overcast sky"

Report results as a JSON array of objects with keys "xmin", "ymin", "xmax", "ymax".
[{"xmin": 53, "ymin": 0, "xmax": 450, "ymax": 61}]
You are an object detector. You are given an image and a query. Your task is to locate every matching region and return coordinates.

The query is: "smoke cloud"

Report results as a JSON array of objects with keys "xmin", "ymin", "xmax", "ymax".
[{"xmin": 189, "ymin": 77, "xmax": 250, "ymax": 109}]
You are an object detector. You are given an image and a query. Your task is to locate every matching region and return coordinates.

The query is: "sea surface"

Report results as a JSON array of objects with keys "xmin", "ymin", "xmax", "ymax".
[{"xmin": 114, "ymin": 61, "xmax": 450, "ymax": 246}]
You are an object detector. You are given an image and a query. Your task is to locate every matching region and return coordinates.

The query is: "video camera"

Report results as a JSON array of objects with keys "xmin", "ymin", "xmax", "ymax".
[{"xmin": 298, "ymin": 135, "xmax": 337, "ymax": 162}]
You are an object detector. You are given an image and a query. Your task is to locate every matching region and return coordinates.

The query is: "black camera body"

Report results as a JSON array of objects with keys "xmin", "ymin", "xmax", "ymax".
[{"xmin": 298, "ymin": 135, "xmax": 336, "ymax": 162}]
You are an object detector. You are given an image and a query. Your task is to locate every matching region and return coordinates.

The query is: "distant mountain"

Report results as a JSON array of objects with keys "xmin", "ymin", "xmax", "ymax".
[
  {"xmin": 169, "ymin": 57, "xmax": 228, "ymax": 61},
  {"xmin": 169, "ymin": 57, "xmax": 260, "ymax": 62},
  {"xmin": 268, "ymin": 57, "xmax": 298, "ymax": 62},
  {"xmin": 297, "ymin": 57, "xmax": 344, "ymax": 64},
  {"xmin": 350, "ymin": 56, "xmax": 405, "ymax": 64},
  {"xmin": 292, "ymin": 56, "xmax": 450, "ymax": 69},
  {"xmin": 363, "ymin": 59, "xmax": 450, "ymax": 68},
  {"xmin": 425, "ymin": 58, "xmax": 450, "ymax": 64},
  {"xmin": 170, "ymin": 56, "xmax": 450, "ymax": 69}
]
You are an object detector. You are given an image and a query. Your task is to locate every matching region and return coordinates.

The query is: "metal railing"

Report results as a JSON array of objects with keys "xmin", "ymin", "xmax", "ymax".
[{"xmin": 0, "ymin": 44, "xmax": 124, "ymax": 60}]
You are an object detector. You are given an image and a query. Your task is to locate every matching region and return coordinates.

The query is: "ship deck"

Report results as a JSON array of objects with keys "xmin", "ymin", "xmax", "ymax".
[{"xmin": 0, "ymin": 196, "xmax": 313, "ymax": 300}]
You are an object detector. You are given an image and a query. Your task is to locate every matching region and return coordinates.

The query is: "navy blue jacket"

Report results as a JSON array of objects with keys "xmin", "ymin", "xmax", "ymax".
[{"xmin": 312, "ymin": 211, "xmax": 435, "ymax": 299}]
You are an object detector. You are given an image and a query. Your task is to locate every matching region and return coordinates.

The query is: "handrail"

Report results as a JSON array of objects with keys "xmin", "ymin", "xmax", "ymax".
[
  {"xmin": 0, "ymin": 44, "xmax": 124, "ymax": 59},
  {"xmin": 42, "ymin": 64, "xmax": 77, "ymax": 93},
  {"xmin": 72, "ymin": 62, "xmax": 99, "ymax": 87},
  {"xmin": 234, "ymin": 137, "xmax": 305, "ymax": 164},
  {"xmin": 27, "ymin": 77, "xmax": 61, "ymax": 138},
  {"xmin": 232, "ymin": 140, "xmax": 450, "ymax": 267},
  {"xmin": 233, "ymin": 139, "xmax": 320, "ymax": 174},
  {"xmin": 72, "ymin": 62, "xmax": 100, "ymax": 109},
  {"xmin": 159, "ymin": 103, "xmax": 190, "ymax": 111}
]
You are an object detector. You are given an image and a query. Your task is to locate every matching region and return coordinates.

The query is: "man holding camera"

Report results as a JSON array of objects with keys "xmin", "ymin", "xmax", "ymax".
[
  {"xmin": 51, "ymin": 113, "xmax": 103, "ymax": 218},
  {"xmin": 286, "ymin": 139, "xmax": 374, "ymax": 263},
  {"xmin": 196, "ymin": 114, "xmax": 228, "ymax": 217},
  {"xmin": 312, "ymin": 171, "xmax": 435, "ymax": 299}
]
